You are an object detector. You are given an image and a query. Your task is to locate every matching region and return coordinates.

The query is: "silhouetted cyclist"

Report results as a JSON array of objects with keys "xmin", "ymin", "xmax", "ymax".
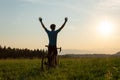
[{"xmin": 39, "ymin": 17, "xmax": 68, "ymax": 67}]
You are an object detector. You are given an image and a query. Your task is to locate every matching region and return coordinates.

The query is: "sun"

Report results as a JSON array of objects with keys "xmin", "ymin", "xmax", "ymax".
[{"xmin": 97, "ymin": 21, "xmax": 114, "ymax": 37}]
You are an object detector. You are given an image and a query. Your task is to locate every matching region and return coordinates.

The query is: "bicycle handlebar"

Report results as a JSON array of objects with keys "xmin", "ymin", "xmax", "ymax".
[{"xmin": 45, "ymin": 45, "xmax": 62, "ymax": 52}]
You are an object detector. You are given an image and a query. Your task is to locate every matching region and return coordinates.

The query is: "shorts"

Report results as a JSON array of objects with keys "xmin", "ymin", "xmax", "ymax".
[{"xmin": 48, "ymin": 45, "xmax": 57, "ymax": 55}]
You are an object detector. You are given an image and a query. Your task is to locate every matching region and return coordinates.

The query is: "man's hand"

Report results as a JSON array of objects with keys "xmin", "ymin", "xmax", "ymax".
[
  {"xmin": 39, "ymin": 17, "xmax": 42, "ymax": 22},
  {"xmin": 39, "ymin": 17, "xmax": 47, "ymax": 30},
  {"xmin": 65, "ymin": 17, "xmax": 68, "ymax": 22}
]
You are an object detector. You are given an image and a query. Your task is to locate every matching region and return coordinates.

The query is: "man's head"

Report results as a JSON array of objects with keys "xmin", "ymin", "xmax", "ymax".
[{"xmin": 50, "ymin": 24, "xmax": 56, "ymax": 31}]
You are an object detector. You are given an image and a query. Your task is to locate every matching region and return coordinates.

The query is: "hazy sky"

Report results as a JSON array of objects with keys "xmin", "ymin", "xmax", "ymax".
[{"xmin": 0, "ymin": 0, "xmax": 120, "ymax": 54}]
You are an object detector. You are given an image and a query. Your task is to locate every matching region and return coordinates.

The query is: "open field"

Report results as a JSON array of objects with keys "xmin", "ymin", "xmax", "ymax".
[{"xmin": 0, "ymin": 57, "xmax": 120, "ymax": 80}]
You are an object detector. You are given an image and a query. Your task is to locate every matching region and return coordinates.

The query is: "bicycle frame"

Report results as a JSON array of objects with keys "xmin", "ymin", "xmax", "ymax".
[{"xmin": 41, "ymin": 45, "xmax": 62, "ymax": 70}]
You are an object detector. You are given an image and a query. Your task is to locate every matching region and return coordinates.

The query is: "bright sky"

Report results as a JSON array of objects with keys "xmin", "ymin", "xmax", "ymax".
[{"xmin": 0, "ymin": 0, "xmax": 120, "ymax": 54}]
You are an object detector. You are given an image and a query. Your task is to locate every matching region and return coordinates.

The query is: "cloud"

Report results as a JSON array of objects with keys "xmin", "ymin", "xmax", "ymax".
[
  {"xmin": 20, "ymin": 0, "xmax": 42, "ymax": 3},
  {"xmin": 96, "ymin": 0, "xmax": 120, "ymax": 10},
  {"xmin": 20, "ymin": 0, "xmax": 62, "ymax": 5}
]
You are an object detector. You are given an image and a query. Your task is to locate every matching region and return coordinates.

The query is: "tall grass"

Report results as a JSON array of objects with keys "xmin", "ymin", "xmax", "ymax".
[{"xmin": 0, "ymin": 57, "xmax": 120, "ymax": 80}]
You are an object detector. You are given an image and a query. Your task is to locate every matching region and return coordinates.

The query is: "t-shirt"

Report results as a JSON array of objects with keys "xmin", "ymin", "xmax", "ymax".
[{"xmin": 45, "ymin": 29, "xmax": 60, "ymax": 46}]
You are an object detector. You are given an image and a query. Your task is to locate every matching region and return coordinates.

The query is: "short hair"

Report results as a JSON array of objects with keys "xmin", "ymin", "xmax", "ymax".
[{"xmin": 50, "ymin": 24, "xmax": 56, "ymax": 30}]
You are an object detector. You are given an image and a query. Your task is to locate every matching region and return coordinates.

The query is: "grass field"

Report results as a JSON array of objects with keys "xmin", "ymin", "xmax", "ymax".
[{"xmin": 0, "ymin": 57, "xmax": 120, "ymax": 80}]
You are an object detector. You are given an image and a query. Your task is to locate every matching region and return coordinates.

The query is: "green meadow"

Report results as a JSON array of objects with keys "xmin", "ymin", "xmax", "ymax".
[{"xmin": 0, "ymin": 57, "xmax": 120, "ymax": 80}]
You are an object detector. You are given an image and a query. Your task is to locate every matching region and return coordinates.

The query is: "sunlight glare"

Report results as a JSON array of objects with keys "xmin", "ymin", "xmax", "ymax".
[{"xmin": 98, "ymin": 21, "xmax": 114, "ymax": 37}]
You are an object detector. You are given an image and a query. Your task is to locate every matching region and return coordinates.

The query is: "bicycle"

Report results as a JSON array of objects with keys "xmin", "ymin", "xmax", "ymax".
[{"xmin": 41, "ymin": 45, "xmax": 62, "ymax": 70}]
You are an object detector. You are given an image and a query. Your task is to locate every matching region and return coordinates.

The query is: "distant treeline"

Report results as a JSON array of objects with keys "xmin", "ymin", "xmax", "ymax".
[{"xmin": 0, "ymin": 45, "xmax": 47, "ymax": 59}]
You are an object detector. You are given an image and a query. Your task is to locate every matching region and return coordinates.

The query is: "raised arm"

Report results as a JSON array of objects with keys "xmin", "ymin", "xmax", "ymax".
[
  {"xmin": 39, "ymin": 17, "xmax": 47, "ymax": 31},
  {"xmin": 57, "ymin": 17, "xmax": 68, "ymax": 32}
]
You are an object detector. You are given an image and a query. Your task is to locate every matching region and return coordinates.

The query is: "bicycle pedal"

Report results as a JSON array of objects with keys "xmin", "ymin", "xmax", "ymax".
[{"xmin": 44, "ymin": 62, "xmax": 48, "ymax": 65}]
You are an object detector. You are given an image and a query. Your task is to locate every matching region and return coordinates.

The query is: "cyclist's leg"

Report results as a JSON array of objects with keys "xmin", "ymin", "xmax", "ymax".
[
  {"xmin": 48, "ymin": 46, "xmax": 52, "ymax": 67},
  {"xmin": 53, "ymin": 47, "xmax": 58, "ymax": 66}
]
